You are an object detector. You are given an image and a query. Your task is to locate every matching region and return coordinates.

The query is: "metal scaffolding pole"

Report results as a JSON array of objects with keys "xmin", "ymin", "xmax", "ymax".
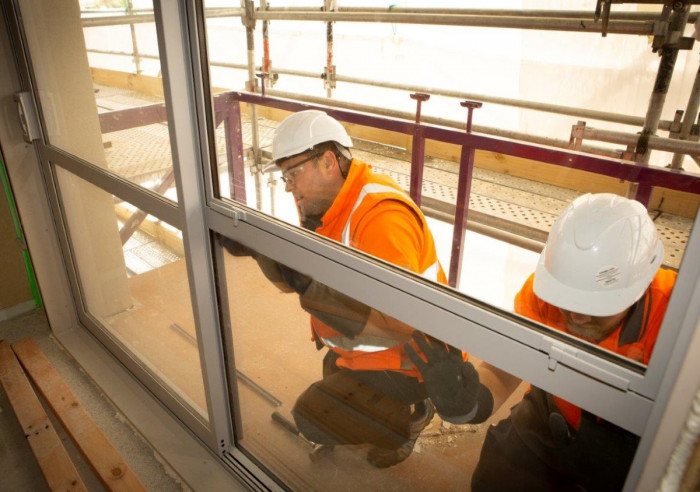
[
  {"xmin": 332, "ymin": 73, "xmax": 670, "ymax": 130},
  {"xmin": 255, "ymin": 11, "xmax": 655, "ymax": 35},
  {"xmin": 81, "ymin": 6, "xmax": 700, "ymax": 27},
  {"xmin": 261, "ymin": 0, "xmax": 271, "ymax": 79},
  {"xmin": 335, "ymin": 7, "xmax": 673, "ymax": 20},
  {"xmin": 333, "ymin": 7, "xmax": 696, "ymax": 23},
  {"xmin": 670, "ymin": 60, "xmax": 700, "ymax": 169},
  {"xmin": 324, "ymin": 1, "xmax": 335, "ymax": 99},
  {"xmin": 242, "ymin": 0, "xmax": 264, "ymax": 210},
  {"xmin": 582, "ymin": 126, "xmax": 700, "ymax": 155},
  {"xmin": 126, "ymin": 0, "xmax": 142, "ymax": 75},
  {"xmin": 638, "ymin": 4, "xmax": 692, "ymax": 165},
  {"xmin": 260, "ymin": 0, "xmax": 277, "ymax": 216},
  {"xmin": 246, "ymin": 63, "xmax": 676, "ymax": 131},
  {"xmin": 265, "ymin": 88, "xmax": 626, "ymax": 159}
]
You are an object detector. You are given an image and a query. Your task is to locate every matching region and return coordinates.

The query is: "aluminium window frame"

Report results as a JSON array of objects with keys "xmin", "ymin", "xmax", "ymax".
[{"xmin": 5, "ymin": 0, "xmax": 700, "ymax": 489}]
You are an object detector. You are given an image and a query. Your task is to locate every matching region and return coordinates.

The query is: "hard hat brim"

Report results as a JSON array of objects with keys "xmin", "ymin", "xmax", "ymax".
[{"xmin": 262, "ymin": 161, "xmax": 278, "ymax": 173}]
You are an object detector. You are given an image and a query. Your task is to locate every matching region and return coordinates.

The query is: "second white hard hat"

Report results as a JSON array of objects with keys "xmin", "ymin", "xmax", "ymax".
[
  {"xmin": 271, "ymin": 110, "xmax": 353, "ymax": 163},
  {"xmin": 533, "ymin": 193, "xmax": 664, "ymax": 317}
]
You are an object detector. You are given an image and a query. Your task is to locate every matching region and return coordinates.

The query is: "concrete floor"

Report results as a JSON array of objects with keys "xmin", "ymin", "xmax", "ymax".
[{"xmin": 0, "ymin": 308, "xmax": 189, "ymax": 492}]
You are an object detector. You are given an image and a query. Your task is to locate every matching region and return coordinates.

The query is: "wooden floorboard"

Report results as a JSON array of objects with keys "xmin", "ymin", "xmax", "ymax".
[
  {"xmin": 11, "ymin": 338, "xmax": 147, "ymax": 492},
  {"xmin": 0, "ymin": 340, "xmax": 87, "ymax": 492}
]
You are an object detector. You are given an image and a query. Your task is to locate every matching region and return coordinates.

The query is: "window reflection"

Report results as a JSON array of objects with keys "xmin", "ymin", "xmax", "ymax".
[
  {"xmin": 218, "ymin": 219, "xmax": 650, "ymax": 489},
  {"xmin": 54, "ymin": 168, "xmax": 208, "ymax": 422},
  {"xmin": 218, "ymin": 236, "xmax": 508, "ymax": 489}
]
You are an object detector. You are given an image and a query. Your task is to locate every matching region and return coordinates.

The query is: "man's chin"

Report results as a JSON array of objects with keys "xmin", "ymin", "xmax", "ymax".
[
  {"xmin": 301, "ymin": 214, "xmax": 323, "ymax": 231},
  {"xmin": 565, "ymin": 326, "xmax": 600, "ymax": 343}
]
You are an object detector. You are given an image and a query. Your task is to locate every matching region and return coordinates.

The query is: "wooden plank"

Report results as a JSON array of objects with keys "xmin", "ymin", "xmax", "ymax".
[
  {"xmin": 474, "ymin": 150, "xmax": 629, "ymax": 195},
  {"xmin": 11, "ymin": 338, "xmax": 147, "ymax": 492},
  {"xmin": 91, "ymin": 68, "xmax": 164, "ymax": 98},
  {"xmin": 650, "ymin": 187, "xmax": 700, "ymax": 218},
  {"xmin": 0, "ymin": 340, "xmax": 87, "ymax": 491}
]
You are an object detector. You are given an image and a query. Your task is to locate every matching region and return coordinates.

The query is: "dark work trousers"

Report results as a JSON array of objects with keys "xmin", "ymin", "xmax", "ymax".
[
  {"xmin": 471, "ymin": 417, "xmax": 581, "ymax": 492},
  {"xmin": 292, "ymin": 350, "xmax": 428, "ymax": 450},
  {"xmin": 472, "ymin": 388, "xmax": 636, "ymax": 492}
]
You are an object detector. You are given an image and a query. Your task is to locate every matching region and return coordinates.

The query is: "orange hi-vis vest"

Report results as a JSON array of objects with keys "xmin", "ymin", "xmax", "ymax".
[
  {"xmin": 514, "ymin": 268, "xmax": 677, "ymax": 429},
  {"xmin": 312, "ymin": 159, "xmax": 447, "ymax": 377}
]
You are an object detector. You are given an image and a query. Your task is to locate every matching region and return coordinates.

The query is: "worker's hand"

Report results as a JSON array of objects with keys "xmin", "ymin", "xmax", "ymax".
[
  {"xmin": 404, "ymin": 332, "xmax": 482, "ymax": 422},
  {"xmin": 218, "ymin": 236, "xmax": 255, "ymax": 257},
  {"xmin": 549, "ymin": 410, "xmax": 639, "ymax": 492}
]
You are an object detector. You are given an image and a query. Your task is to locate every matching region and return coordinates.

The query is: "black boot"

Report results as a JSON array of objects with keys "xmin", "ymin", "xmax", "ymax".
[{"xmin": 367, "ymin": 399, "xmax": 435, "ymax": 468}]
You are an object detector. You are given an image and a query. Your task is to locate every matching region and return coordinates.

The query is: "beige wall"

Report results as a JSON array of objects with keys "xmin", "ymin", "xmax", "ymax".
[
  {"xmin": 0, "ymin": 6, "xmax": 75, "ymax": 331},
  {"xmin": 0, "ymin": 180, "xmax": 32, "ymax": 310}
]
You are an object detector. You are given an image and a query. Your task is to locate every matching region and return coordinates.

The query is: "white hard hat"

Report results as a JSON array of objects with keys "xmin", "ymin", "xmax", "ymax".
[
  {"xmin": 271, "ymin": 110, "xmax": 353, "ymax": 163},
  {"xmin": 533, "ymin": 193, "xmax": 664, "ymax": 317}
]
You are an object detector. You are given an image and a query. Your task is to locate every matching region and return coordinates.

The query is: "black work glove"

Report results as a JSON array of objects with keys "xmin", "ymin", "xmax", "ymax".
[
  {"xmin": 549, "ymin": 410, "xmax": 639, "ymax": 492},
  {"xmin": 405, "ymin": 332, "xmax": 490, "ymax": 423}
]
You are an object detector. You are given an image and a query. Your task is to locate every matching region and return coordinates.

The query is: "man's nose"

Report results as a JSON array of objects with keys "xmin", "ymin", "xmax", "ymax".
[{"xmin": 284, "ymin": 180, "xmax": 294, "ymax": 192}]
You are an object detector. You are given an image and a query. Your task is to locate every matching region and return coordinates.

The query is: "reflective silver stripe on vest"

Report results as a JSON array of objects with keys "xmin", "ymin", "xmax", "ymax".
[
  {"xmin": 323, "ymin": 336, "xmax": 417, "ymax": 369},
  {"xmin": 341, "ymin": 183, "xmax": 441, "ymax": 282},
  {"xmin": 321, "ymin": 335, "xmax": 400, "ymax": 352}
]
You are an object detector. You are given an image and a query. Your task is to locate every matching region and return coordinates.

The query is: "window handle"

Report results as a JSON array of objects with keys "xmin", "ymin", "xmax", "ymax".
[
  {"xmin": 542, "ymin": 341, "xmax": 631, "ymax": 391},
  {"xmin": 14, "ymin": 91, "xmax": 40, "ymax": 143}
]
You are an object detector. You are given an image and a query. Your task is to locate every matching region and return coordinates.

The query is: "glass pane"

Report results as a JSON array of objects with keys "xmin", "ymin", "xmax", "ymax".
[
  {"xmin": 197, "ymin": 3, "xmax": 697, "ymax": 372},
  {"xmin": 18, "ymin": 0, "xmax": 176, "ymax": 201},
  {"xmin": 54, "ymin": 167, "xmax": 208, "ymax": 422},
  {"xmin": 212, "ymin": 93, "xmax": 691, "ymax": 368},
  {"xmin": 216, "ymin": 237, "xmax": 527, "ymax": 489},
  {"xmin": 217, "ymin": 237, "xmax": 643, "ymax": 489}
]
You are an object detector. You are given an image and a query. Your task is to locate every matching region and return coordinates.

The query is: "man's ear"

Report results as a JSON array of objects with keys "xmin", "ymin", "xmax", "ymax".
[{"xmin": 319, "ymin": 149, "xmax": 338, "ymax": 175}]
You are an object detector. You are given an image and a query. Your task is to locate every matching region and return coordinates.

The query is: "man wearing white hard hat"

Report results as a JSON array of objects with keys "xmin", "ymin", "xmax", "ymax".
[
  {"xmin": 250, "ymin": 109, "xmax": 460, "ymax": 468},
  {"xmin": 464, "ymin": 193, "xmax": 677, "ymax": 491}
]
